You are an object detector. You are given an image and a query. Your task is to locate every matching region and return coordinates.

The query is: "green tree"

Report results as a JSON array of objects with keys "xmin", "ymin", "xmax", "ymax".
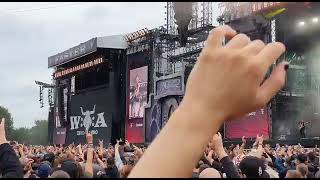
[
  {"xmin": 12, "ymin": 127, "xmax": 31, "ymax": 144},
  {"xmin": 29, "ymin": 120, "xmax": 48, "ymax": 145},
  {"xmin": 0, "ymin": 106, "xmax": 14, "ymax": 140}
]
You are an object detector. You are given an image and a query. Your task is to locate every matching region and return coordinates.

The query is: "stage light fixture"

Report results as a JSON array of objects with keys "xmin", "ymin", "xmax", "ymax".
[
  {"xmin": 298, "ymin": 21, "xmax": 305, "ymax": 27},
  {"xmin": 312, "ymin": 17, "xmax": 318, "ymax": 23}
]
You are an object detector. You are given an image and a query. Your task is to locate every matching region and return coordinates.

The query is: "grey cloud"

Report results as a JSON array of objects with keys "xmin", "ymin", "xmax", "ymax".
[{"xmin": 84, "ymin": 4, "xmax": 110, "ymax": 20}]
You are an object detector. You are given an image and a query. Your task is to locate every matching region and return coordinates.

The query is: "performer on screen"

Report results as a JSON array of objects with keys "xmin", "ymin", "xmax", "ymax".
[
  {"xmin": 130, "ymin": 75, "xmax": 142, "ymax": 118},
  {"xmin": 298, "ymin": 120, "xmax": 310, "ymax": 139}
]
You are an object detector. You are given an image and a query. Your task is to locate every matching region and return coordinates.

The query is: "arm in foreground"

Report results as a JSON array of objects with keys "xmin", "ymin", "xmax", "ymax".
[
  {"xmin": 84, "ymin": 133, "xmax": 94, "ymax": 177},
  {"xmin": 0, "ymin": 118, "xmax": 24, "ymax": 178},
  {"xmin": 129, "ymin": 25, "xmax": 287, "ymax": 178},
  {"xmin": 212, "ymin": 132, "xmax": 240, "ymax": 178}
]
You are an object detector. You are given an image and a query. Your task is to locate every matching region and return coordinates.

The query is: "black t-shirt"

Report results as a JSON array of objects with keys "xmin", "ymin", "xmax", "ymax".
[{"xmin": 104, "ymin": 166, "xmax": 119, "ymax": 178}]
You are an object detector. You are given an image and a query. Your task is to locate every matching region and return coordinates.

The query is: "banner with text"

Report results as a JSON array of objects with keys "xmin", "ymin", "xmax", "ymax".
[{"xmin": 67, "ymin": 89, "xmax": 112, "ymax": 145}]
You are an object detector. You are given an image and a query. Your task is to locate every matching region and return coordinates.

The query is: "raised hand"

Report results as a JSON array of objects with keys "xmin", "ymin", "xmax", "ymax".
[
  {"xmin": 211, "ymin": 132, "xmax": 224, "ymax": 152},
  {"xmin": 98, "ymin": 139, "xmax": 103, "ymax": 146},
  {"xmin": 115, "ymin": 139, "xmax": 120, "ymax": 150},
  {"xmin": 256, "ymin": 134, "xmax": 264, "ymax": 145},
  {"xmin": 86, "ymin": 133, "xmax": 93, "ymax": 144},
  {"xmin": 0, "ymin": 118, "xmax": 7, "ymax": 145},
  {"xmin": 181, "ymin": 25, "xmax": 287, "ymax": 123},
  {"xmin": 211, "ymin": 132, "xmax": 228, "ymax": 161},
  {"xmin": 133, "ymin": 144, "xmax": 143, "ymax": 158},
  {"xmin": 125, "ymin": 140, "xmax": 130, "ymax": 147},
  {"xmin": 241, "ymin": 136, "xmax": 246, "ymax": 144}
]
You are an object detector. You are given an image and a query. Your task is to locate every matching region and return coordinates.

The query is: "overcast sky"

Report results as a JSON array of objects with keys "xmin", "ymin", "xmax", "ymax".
[{"xmin": 0, "ymin": 2, "xmax": 220, "ymax": 128}]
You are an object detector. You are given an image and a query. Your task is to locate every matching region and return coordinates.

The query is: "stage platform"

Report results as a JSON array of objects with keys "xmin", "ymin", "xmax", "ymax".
[{"xmin": 223, "ymin": 137, "xmax": 320, "ymax": 148}]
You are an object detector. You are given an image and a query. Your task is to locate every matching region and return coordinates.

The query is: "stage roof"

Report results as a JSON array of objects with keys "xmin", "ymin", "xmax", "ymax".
[{"xmin": 48, "ymin": 35, "xmax": 128, "ymax": 68}]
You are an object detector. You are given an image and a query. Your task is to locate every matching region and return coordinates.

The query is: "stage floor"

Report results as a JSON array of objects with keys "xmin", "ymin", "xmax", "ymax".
[{"xmin": 223, "ymin": 137, "xmax": 320, "ymax": 148}]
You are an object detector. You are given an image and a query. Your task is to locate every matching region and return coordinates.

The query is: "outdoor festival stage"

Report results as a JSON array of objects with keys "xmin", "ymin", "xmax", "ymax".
[{"xmin": 43, "ymin": 2, "xmax": 320, "ymax": 145}]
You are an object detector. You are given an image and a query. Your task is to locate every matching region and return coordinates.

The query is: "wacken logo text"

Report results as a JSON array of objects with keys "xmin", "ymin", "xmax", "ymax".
[{"xmin": 70, "ymin": 105, "xmax": 108, "ymax": 133}]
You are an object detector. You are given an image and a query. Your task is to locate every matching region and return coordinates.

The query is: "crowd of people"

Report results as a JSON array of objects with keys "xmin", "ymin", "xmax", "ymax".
[
  {"xmin": 1, "ymin": 25, "xmax": 319, "ymax": 178},
  {"xmin": 1, "ymin": 117, "xmax": 320, "ymax": 178},
  {"xmin": 0, "ymin": 117, "xmax": 144, "ymax": 178}
]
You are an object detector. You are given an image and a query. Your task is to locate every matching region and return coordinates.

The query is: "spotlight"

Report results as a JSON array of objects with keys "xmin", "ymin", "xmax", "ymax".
[
  {"xmin": 312, "ymin": 17, "xmax": 318, "ymax": 23},
  {"xmin": 298, "ymin": 21, "xmax": 305, "ymax": 27}
]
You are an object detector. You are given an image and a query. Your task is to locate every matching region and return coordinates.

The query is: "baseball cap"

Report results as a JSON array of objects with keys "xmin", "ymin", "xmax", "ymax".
[
  {"xmin": 239, "ymin": 156, "xmax": 270, "ymax": 178},
  {"xmin": 37, "ymin": 163, "xmax": 52, "ymax": 178}
]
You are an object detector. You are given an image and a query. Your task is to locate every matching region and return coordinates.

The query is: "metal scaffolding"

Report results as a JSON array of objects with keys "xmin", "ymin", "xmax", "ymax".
[{"xmin": 155, "ymin": 2, "xmax": 214, "ymax": 76}]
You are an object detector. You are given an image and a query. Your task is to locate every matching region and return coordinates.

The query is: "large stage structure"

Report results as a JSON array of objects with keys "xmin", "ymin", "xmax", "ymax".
[
  {"xmin": 46, "ymin": 36, "xmax": 127, "ymax": 145},
  {"xmin": 42, "ymin": 2, "xmax": 214, "ymax": 145},
  {"xmin": 42, "ymin": 2, "xmax": 320, "ymax": 147}
]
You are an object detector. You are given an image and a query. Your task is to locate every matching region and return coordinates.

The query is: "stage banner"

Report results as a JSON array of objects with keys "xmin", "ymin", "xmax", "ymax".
[
  {"xmin": 53, "ymin": 128, "xmax": 66, "ymax": 145},
  {"xmin": 67, "ymin": 89, "xmax": 112, "ymax": 145},
  {"xmin": 53, "ymin": 87, "xmax": 66, "ymax": 145},
  {"xmin": 127, "ymin": 66, "xmax": 148, "ymax": 143},
  {"xmin": 126, "ymin": 118, "xmax": 144, "ymax": 143},
  {"xmin": 225, "ymin": 107, "xmax": 270, "ymax": 139}
]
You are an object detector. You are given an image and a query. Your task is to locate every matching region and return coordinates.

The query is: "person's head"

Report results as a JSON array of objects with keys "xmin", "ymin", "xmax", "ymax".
[
  {"xmin": 57, "ymin": 154, "xmax": 68, "ymax": 165},
  {"xmin": 307, "ymin": 151, "xmax": 316, "ymax": 163},
  {"xmin": 42, "ymin": 160, "xmax": 52, "ymax": 168},
  {"xmin": 106, "ymin": 157, "xmax": 115, "ymax": 168},
  {"xmin": 199, "ymin": 168, "xmax": 221, "ymax": 178},
  {"xmin": 61, "ymin": 160, "xmax": 81, "ymax": 178},
  {"xmin": 37, "ymin": 163, "xmax": 52, "ymax": 178},
  {"xmin": 43, "ymin": 153, "xmax": 55, "ymax": 165},
  {"xmin": 199, "ymin": 164, "xmax": 211, "ymax": 174},
  {"xmin": 296, "ymin": 163, "xmax": 308, "ymax": 178},
  {"xmin": 285, "ymin": 170, "xmax": 303, "ymax": 178},
  {"xmin": 49, "ymin": 170, "xmax": 70, "ymax": 178},
  {"xmin": 239, "ymin": 156, "xmax": 269, "ymax": 178},
  {"xmin": 296, "ymin": 153, "xmax": 308, "ymax": 165}
]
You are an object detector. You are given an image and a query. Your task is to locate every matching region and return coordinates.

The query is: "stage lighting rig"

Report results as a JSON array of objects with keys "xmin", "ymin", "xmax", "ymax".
[
  {"xmin": 35, "ymin": 80, "xmax": 55, "ymax": 108},
  {"xmin": 39, "ymin": 86, "xmax": 44, "ymax": 108},
  {"xmin": 48, "ymin": 88, "xmax": 54, "ymax": 107}
]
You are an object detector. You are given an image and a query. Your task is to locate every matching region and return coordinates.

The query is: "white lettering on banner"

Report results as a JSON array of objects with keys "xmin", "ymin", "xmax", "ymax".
[
  {"xmin": 70, "ymin": 105, "xmax": 108, "ymax": 135},
  {"xmin": 77, "ymin": 131, "xmax": 85, "ymax": 136},
  {"xmin": 248, "ymin": 108, "xmax": 265, "ymax": 116},
  {"xmin": 70, "ymin": 116, "xmax": 81, "ymax": 130},
  {"xmin": 77, "ymin": 130, "xmax": 98, "ymax": 136},
  {"xmin": 136, "ymin": 123, "xmax": 143, "ymax": 127},
  {"xmin": 94, "ymin": 112, "xmax": 108, "ymax": 128}
]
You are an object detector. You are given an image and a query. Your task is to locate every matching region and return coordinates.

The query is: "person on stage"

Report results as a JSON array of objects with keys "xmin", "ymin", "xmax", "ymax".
[
  {"xmin": 298, "ymin": 120, "xmax": 310, "ymax": 139},
  {"xmin": 131, "ymin": 75, "xmax": 142, "ymax": 118}
]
